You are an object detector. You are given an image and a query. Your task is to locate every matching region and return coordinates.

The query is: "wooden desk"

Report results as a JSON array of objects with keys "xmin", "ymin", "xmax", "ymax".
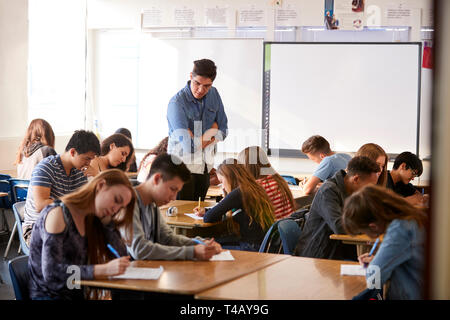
[
  {"xmin": 206, "ymin": 185, "xmax": 223, "ymax": 198},
  {"xmin": 159, "ymin": 200, "xmax": 219, "ymax": 236},
  {"xmin": 195, "ymin": 256, "xmax": 367, "ymax": 300},
  {"xmin": 78, "ymin": 250, "xmax": 289, "ymax": 296},
  {"xmin": 330, "ymin": 234, "xmax": 382, "ymax": 256}
]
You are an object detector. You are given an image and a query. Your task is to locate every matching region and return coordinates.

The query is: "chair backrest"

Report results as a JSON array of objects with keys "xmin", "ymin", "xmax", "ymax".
[
  {"xmin": 277, "ymin": 219, "xmax": 302, "ymax": 255},
  {"xmin": 0, "ymin": 179, "xmax": 12, "ymax": 209},
  {"xmin": 8, "ymin": 255, "xmax": 30, "ymax": 300},
  {"xmin": 259, "ymin": 218, "xmax": 303, "ymax": 255},
  {"xmin": 13, "ymin": 201, "xmax": 29, "ymax": 255},
  {"xmin": 9, "ymin": 179, "xmax": 30, "ymax": 204},
  {"xmin": 0, "ymin": 174, "xmax": 11, "ymax": 180},
  {"xmin": 259, "ymin": 221, "xmax": 282, "ymax": 254}
]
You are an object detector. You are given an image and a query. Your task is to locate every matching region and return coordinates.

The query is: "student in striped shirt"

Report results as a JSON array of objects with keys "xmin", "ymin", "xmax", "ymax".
[
  {"xmin": 23, "ymin": 130, "xmax": 101, "ymax": 245},
  {"xmin": 238, "ymin": 146, "xmax": 295, "ymax": 220}
]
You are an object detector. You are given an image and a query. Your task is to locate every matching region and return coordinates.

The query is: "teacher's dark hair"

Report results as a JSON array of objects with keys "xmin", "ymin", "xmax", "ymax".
[{"xmin": 192, "ymin": 59, "xmax": 217, "ymax": 81}]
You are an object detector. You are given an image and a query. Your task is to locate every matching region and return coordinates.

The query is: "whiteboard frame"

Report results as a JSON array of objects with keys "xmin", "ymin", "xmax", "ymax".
[{"xmin": 262, "ymin": 42, "xmax": 422, "ymax": 159}]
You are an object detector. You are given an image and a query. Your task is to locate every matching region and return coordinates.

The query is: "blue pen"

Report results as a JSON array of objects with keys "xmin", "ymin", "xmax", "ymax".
[
  {"xmin": 368, "ymin": 238, "xmax": 380, "ymax": 257},
  {"xmin": 193, "ymin": 238, "xmax": 206, "ymax": 245},
  {"xmin": 107, "ymin": 244, "xmax": 121, "ymax": 258}
]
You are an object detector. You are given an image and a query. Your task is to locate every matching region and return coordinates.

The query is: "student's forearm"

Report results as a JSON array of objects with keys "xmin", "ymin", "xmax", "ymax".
[
  {"xmin": 35, "ymin": 198, "xmax": 54, "ymax": 212},
  {"xmin": 302, "ymin": 179, "xmax": 318, "ymax": 195}
]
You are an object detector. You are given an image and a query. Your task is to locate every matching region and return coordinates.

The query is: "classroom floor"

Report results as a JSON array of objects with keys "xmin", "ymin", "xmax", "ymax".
[{"xmin": 0, "ymin": 208, "xmax": 21, "ymax": 300}]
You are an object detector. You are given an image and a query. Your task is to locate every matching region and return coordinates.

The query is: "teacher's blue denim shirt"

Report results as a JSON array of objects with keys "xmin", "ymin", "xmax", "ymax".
[
  {"xmin": 167, "ymin": 81, "xmax": 228, "ymax": 173},
  {"xmin": 367, "ymin": 219, "xmax": 425, "ymax": 300}
]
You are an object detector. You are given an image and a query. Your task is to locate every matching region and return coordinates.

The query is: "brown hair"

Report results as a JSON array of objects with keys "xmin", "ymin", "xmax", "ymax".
[
  {"xmin": 61, "ymin": 169, "xmax": 135, "ymax": 299},
  {"xmin": 238, "ymin": 146, "xmax": 295, "ymax": 213},
  {"xmin": 101, "ymin": 133, "xmax": 135, "ymax": 170},
  {"xmin": 138, "ymin": 137, "xmax": 168, "ymax": 173},
  {"xmin": 192, "ymin": 59, "xmax": 217, "ymax": 81},
  {"xmin": 15, "ymin": 119, "xmax": 55, "ymax": 164},
  {"xmin": 301, "ymin": 135, "xmax": 331, "ymax": 155},
  {"xmin": 342, "ymin": 184, "xmax": 427, "ymax": 236},
  {"xmin": 356, "ymin": 143, "xmax": 388, "ymax": 187},
  {"xmin": 217, "ymin": 162, "xmax": 274, "ymax": 234}
]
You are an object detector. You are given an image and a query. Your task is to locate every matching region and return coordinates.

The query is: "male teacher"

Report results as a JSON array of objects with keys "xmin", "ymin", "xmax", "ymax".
[{"xmin": 167, "ymin": 59, "xmax": 228, "ymax": 201}]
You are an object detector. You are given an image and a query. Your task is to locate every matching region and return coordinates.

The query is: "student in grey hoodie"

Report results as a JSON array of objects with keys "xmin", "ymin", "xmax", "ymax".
[{"xmin": 122, "ymin": 153, "xmax": 221, "ymax": 260}]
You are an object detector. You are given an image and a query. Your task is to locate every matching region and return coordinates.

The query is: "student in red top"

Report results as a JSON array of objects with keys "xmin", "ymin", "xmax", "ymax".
[{"xmin": 238, "ymin": 146, "xmax": 295, "ymax": 220}]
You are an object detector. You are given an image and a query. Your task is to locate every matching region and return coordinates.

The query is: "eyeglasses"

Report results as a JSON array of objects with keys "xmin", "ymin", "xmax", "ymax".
[{"xmin": 410, "ymin": 169, "xmax": 419, "ymax": 177}]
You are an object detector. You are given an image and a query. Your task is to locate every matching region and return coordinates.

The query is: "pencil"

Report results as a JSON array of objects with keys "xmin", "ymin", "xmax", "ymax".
[{"xmin": 198, "ymin": 196, "xmax": 201, "ymax": 208}]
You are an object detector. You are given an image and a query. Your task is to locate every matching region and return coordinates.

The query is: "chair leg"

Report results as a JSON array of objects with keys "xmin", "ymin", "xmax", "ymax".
[
  {"xmin": 4, "ymin": 221, "xmax": 17, "ymax": 259},
  {"xmin": 0, "ymin": 208, "xmax": 10, "ymax": 234}
]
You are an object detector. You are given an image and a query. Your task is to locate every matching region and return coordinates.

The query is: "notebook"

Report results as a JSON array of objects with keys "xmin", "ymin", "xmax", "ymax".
[
  {"xmin": 113, "ymin": 266, "xmax": 164, "ymax": 280},
  {"xmin": 210, "ymin": 250, "xmax": 235, "ymax": 261},
  {"xmin": 340, "ymin": 264, "xmax": 366, "ymax": 276}
]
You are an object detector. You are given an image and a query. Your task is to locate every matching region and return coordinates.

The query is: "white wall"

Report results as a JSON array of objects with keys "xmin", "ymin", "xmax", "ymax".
[
  {"xmin": 0, "ymin": 0, "xmax": 433, "ymax": 180},
  {"xmin": 0, "ymin": 0, "xmax": 28, "ymax": 170}
]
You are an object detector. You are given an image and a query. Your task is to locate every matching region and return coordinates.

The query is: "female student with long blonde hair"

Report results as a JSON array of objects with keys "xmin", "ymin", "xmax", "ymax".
[
  {"xmin": 238, "ymin": 146, "xmax": 295, "ymax": 220},
  {"xmin": 194, "ymin": 159, "xmax": 274, "ymax": 251},
  {"xmin": 28, "ymin": 169, "xmax": 136, "ymax": 300},
  {"xmin": 342, "ymin": 184, "xmax": 427, "ymax": 300}
]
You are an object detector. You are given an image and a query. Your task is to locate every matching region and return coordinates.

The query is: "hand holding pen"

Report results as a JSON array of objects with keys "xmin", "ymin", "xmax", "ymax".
[
  {"xmin": 103, "ymin": 244, "xmax": 130, "ymax": 276},
  {"xmin": 358, "ymin": 238, "xmax": 380, "ymax": 268}
]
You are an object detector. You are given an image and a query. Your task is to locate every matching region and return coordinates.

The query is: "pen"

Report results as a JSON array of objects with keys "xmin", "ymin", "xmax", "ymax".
[
  {"xmin": 193, "ymin": 238, "xmax": 206, "ymax": 245},
  {"xmin": 368, "ymin": 238, "xmax": 380, "ymax": 257},
  {"xmin": 107, "ymin": 244, "xmax": 121, "ymax": 258}
]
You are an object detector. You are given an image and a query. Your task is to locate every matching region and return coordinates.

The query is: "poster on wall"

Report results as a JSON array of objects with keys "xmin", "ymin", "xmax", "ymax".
[
  {"xmin": 142, "ymin": 7, "xmax": 163, "ymax": 27},
  {"xmin": 204, "ymin": 5, "xmax": 228, "ymax": 27},
  {"xmin": 324, "ymin": 0, "xmax": 365, "ymax": 30},
  {"xmin": 275, "ymin": 3, "xmax": 301, "ymax": 27},
  {"xmin": 385, "ymin": 2, "xmax": 412, "ymax": 26},
  {"xmin": 238, "ymin": 4, "xmax": 267, "ymax": 27}
]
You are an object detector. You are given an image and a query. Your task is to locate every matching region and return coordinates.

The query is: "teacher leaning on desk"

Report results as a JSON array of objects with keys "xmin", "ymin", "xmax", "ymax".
[{"xmin": 167, "ymin": 59, "xmax": 228, "ymax": 201}]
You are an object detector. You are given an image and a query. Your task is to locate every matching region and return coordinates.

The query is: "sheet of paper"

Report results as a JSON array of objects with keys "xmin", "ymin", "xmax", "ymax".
[
  {"xmin": 184, "ymin": 213, "xmax": 204, "ymax": 220},
  {"xmin": 340, "ymin": 264, "xmax": 366, "ymax": 276},
  {"xmin": 210, "ymin": 250, "xmax": 235, "ymax": 261},
  {"xmin": 113, "ymin": 266, "xmax": 164, "ymax": 280}
]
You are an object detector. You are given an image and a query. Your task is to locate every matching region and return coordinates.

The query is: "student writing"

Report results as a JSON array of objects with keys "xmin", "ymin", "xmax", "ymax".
[
  {"xmin": 300, "ymin": 135, "xmax": 352, "ymax": 195},
  {"xmin": 194, "ymin": 159, "xmax": 274, "ymax": 252},
  {"xmin": 28, "ymin": 169, "xmax": 135, "ymax": 300},
  {"xmin": 121, "ymin": 153, "xmax": 221, "ymax": 261},
  {"xmin": 342, "ymin": 185, "xmax": 427, "ymax": 300}
]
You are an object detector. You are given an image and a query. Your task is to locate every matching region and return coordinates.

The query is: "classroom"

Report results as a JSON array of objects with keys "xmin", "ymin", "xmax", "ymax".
[{"xmin": 1, "ymin": 0, "xmax": 449, "ymax": 307}]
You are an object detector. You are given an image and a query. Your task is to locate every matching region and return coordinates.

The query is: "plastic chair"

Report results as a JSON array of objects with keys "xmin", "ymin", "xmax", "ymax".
[
  {"xmin": 259, "ymin": 221, "xmax": 282, "ymax": 254},
  {"xmin": 8, "ymin": 255, "xmax": 30, "ymax": 300},
  {"xmin": 0, "ymin": 179, "xmax": 12, "ymax": 235},
  {"xmin": 9, "ymin": 179, "xmax": 30, "ymax": 203},
  {"xmin": 13, "ymin": 202, "xmax": 29, "ymax": 256},
  {"xmin": 4, "ymin": 181, "xmax": 29, "ymax": 258},
  {"xmin": 259, "ymin": 218, "xmax": 302, "ymax": 255}
]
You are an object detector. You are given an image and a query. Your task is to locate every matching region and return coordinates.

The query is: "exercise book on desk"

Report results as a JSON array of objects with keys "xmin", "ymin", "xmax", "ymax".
[
  {"xmin": 113, "ymin": 266, "xmax": 164, "ymax": 280},
  {"xmin": 210, "ymin": 250, "xmax": 235, "ymax": 261},
  {"xmin": 184, "ymin": 213, "xmax": 204, "ymax": 220},
  {"xmin": 340, "ymin": 264, "xmax": 366, "ymax": 276}
]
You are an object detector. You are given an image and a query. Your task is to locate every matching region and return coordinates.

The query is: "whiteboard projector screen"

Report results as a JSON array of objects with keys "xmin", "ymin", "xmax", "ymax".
[{"xmin": 265, "ymin": 42, "xmax": 421, "ymax": 156}]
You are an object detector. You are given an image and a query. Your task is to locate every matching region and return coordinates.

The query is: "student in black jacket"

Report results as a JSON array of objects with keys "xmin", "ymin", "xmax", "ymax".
[{"xmin": 295, "ymin": 156, "xmax": 380, "ymax": 260}]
